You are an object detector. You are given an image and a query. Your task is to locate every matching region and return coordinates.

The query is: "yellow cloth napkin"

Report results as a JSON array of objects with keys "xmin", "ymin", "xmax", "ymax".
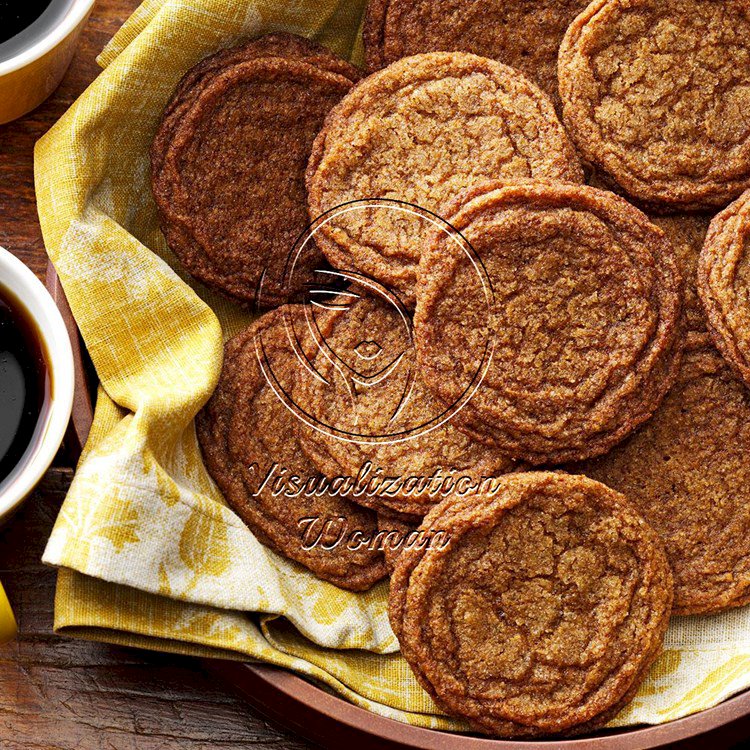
[{"xmin": 35, "ymin": 0, "xmax": 750, "ymax": 732}]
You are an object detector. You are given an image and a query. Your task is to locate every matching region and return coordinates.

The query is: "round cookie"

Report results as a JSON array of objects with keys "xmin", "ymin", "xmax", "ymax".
[
  {"xmin": 306, "ymin": 52, "xmax": 583, "ymax": 308},
  {"xmin": 572, "ymin": 333, "xmax": 750, "ymax": 615},
  {"xmin": 559, "ymin": 0, "xmax": 750, "ymax": 211},
  {"xmin": 292, "ymin": 293, "xmax": 518, "ymax": 516},
  {"xmin": 389, "ymin": 472, "xmax": 673, "ymax": 737},
  {"xmin": 363, "ymin": 0, "xmax": 589, "ymax": 108},
  {"xmin": 698, "ymin": 189, "xmax": 750, "ymax": 387},
  {"xmin": 152, "ymin": 34, "xmax": 360, "ymax": 179},
  {"xmin": 152, "ymin": 35, "xmax": 359, "ymax": 309},
  {"xmin": 415, "ymin": 181, "xmax": 683, "ymax": 464},
  {"xmin": 196, "ymin": 307, "xmax": 387, "ymax": 590}
]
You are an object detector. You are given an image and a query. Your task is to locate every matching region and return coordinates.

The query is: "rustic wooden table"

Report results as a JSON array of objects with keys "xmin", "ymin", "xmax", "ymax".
[{"xmin": 0, "ymin": 2, "xmax": 312, "ymax": 747}]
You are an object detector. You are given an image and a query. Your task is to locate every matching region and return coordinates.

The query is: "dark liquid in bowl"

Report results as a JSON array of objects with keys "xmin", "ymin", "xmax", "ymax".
[
  {"xmin": 0, "ymin": 0, "xmax": 74, "ymax": 61},
  {"xmin": 0, "ymin": 284, "xmax": 51, "ymax": 487}
]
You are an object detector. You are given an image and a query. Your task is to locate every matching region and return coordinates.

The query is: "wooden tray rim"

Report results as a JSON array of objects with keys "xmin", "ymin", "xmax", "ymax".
[{"xmin": 45, "ymin": 263, "xmax": 750, "ymax": 749}]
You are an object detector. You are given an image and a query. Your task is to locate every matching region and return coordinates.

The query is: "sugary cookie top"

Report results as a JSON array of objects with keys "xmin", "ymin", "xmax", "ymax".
[
  {"xmin": 560, "ymin": 0, "xmax": 750, "ymax": 210},
  {"xmin": 196, "ymin": 306, "xmax": 387, "ymax": 590},
  {"xmin": 293, "ymin": 293, "xmax": 518, "ymax": 516},
  {"xmin": 576, "ymin": 336, "xmax": 750, "ymax": 614},
  {"xmin": 415, "ymin": 181, "xmax": 683, "ymax": 464},
  {"xmin": 152, "ymin": 35, "xmax": 358, "ymax": 308},
  {"xmin": 389, "ymin": 472, "xmax": 673, "ymax": 735},
  {"xmin": 363, "ymin": 0, "xmax": 589, "ymax": 107},
  {"xmin": 307, "ymin": 52, "xmax": 583, "ymax": 306}
]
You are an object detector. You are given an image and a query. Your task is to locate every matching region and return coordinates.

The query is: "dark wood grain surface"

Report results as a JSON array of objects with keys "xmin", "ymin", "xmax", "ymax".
[{"xmin": 0, "ymin": 1, "xmax": 312, "ymax": 747}]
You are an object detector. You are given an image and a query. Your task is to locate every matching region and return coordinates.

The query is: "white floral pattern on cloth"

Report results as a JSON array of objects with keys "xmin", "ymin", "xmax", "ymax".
[{"xmin": 35, "ymin": 0, "xmax": 750, "ymax": 732}]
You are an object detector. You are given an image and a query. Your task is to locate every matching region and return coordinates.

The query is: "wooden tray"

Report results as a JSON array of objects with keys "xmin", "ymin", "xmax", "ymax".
[{"xmin": 46, "ymin": 262, "xmax": 750, "ymax": 749}]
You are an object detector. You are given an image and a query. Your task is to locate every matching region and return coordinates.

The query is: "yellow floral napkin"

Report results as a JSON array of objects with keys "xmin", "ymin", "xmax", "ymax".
[{"xmin": 35, "ymin": 0, "xmax": 750, "ymax": 732}]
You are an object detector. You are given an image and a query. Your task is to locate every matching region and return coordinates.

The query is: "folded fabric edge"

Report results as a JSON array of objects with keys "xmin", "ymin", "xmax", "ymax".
[
  {"xmin": 54, "ymin": 568, "xmax": 465, "ymax": 732},
  {"xmin": 97, "ymin": 0, "xmax": 170, "ymax": 69},
  {"xmin": 55, "ymin": 567, "xmax": 750, "ymax": 733}
]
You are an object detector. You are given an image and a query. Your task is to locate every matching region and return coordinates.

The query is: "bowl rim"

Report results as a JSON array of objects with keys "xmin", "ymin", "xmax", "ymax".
[
  {"xmin": 45, "ymin": 262, "xmax": 750, "ymax": 748},
  {"xmin": 0, "ymin": 0, "xmax": 96, "ymax": 77},
  {"xmin": 0, "ymin": 248, "xmax": 74, "ymax": 519},
  {"xmin": 206, "ymin": 660, "xmax": 750, "ymax": 750}
]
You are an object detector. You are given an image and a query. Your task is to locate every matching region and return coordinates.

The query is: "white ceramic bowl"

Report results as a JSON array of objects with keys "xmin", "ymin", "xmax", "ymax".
[
  {"xmin": 0, "ymin": 247, "xmax": 74, "ymax": 523},
  {"xmin": 0, "ymin": 0, "xmax": 96, "ymax": 124}
]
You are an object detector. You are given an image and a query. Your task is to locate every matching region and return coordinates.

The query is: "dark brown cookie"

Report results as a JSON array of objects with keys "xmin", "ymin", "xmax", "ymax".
[
  {"xmin": 196, "ymin": 306, "xmax": 387, "ymax": 590},
  {"xmin": 306, "ymin": 52, "xmax": 583, "ymax": 308},
  {"xmin": 363, "ymin": 0, "xmax": 589, "ymax": 108},
  {"xmin": 698, "ymin": 189, "xmax": 750, "ymax": 387},
  {"xmin": 292, "ymin": 292, "xmax": 518, "ymax": 516},
  {"xmin": 389, "ymin": 472, "xmax": 673, "ymax": 737},
  {"xmin": 559, "ymin": 0, "xmax": 750, "ymax": 211},
  {"xmin": 572, "ymin": 333, "xmax": 750, "ymax": 615},
  {"xmin": 152, "ymin": 34, "xmax": 359, "ymax": 179},
  {"xmin": 415, "ymin": 181, "xmax": 683, "ymax": 464},
  {"xmin": 152, "ymin": 35, "xmax": 359, "ymax": 309}
]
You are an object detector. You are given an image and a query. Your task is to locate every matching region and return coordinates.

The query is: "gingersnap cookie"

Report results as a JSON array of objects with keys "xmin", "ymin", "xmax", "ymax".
[
  {"xmin": 573, "ymin": 333, "xmax": 750, "ymax": 614},
  {"xmin": 698, "ymin": 189, "xmax": 750, "ymax": 387},
  {"xmin": 152, "ymin": 35, "xmax": 359, "ymax": 309},
  {"xmin": 291, "ymin": 292, "xmax": 518, "ymax": 516},
  {"xmin": 389, "ymin": 472, "xmax": 673, "ymax": 737},
  {"xmin": 363, "ymin": 0, "xmax": 589, "ymax": 108},
  {"xmin": 559, "ymin": 0, "xmax": 750, "ymax": 211},
  {"xmin": 306, "ymin": 52, "xmax": 583, "ymax": 307},
  {"xmin": 152, "ymin": 34, "xmax": 360, "ymax": 179},
  {"xmin": 196, "ymin": 306, "xmax": 387, "ymax": 590},
  {"xmin": 415, "ymin": 181, "xmax": 683, "ymax": 464}
]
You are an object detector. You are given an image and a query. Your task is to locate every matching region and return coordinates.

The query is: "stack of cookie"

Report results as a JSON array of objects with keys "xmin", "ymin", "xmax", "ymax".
[{"xmin": 151, "ymin": 0, "xmax": 750, "ymax": 738}]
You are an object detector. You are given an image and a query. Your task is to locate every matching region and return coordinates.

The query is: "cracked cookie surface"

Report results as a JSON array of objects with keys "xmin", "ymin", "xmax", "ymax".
[
  {"xmin": 363, "ymin": 0, "xmax": 589, "ymax": 109},
  {"xmin": 389, "ymin": 471, "xmax": 673, "ymax": 737},
  {"xmin": 293, "ymin": 293, "xmax": 518, "ymax": 516},
  {"xmin": 306, "ymin": 52, "xmax": 583, "ymax": 308},
  {"xmin": 196, "ymin": 306, "xmax": 387, "ymax": 590},
  {"xmin": 698, "ymin": 189, "xmax": 750, "ymax": 387},
  {"xmin": 559, "ymin": 0, "xmax": 750, "ymax": 210},
  {"xmin": 573, "ymin": 334, "xmax": 750, "ymax": 614},
  {"xmin": 415, "ymin": 181, "xmax": 683, "ymax": 464},
  {"xmin": 152, "ymin": 34, "xmax": 359, "ymax": 308}
]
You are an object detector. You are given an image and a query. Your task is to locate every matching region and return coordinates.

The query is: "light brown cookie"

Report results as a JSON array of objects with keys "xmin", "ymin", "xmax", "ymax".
[
  {"xmin": 152, "ymin": 35, "xmax": 359, "ymax": 309},
  {"xmin": 415, "ymin": 181, "xmax": 683, "ymax": 464},
  {"xmin": 559, "ymin": 0, "xmax": 750, "ymax": 211},
  {"xmin": 196, "ymin": 306, "xmax": 387, "ymax": 590},
  {"xmin": 389, "ymin": 472, "xmax": 673, "ymax": 737},
  {"xmin": 363, "ymin": 0, "xmax": 589, "ymax": 108},
  {"xmin": 572, "ymin": 333, "xmax": 750, "ymax": 615},
  {"xmin": 698, "ymin": 189, "xmax": 750, "ymax": 387},
  {"xmin": 291, "ymin": 292, "xmax": 518, "ymax": 516},
  {"xmin": 306, "ymin": 52, "xmax": 583, "ymax": 307}
]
